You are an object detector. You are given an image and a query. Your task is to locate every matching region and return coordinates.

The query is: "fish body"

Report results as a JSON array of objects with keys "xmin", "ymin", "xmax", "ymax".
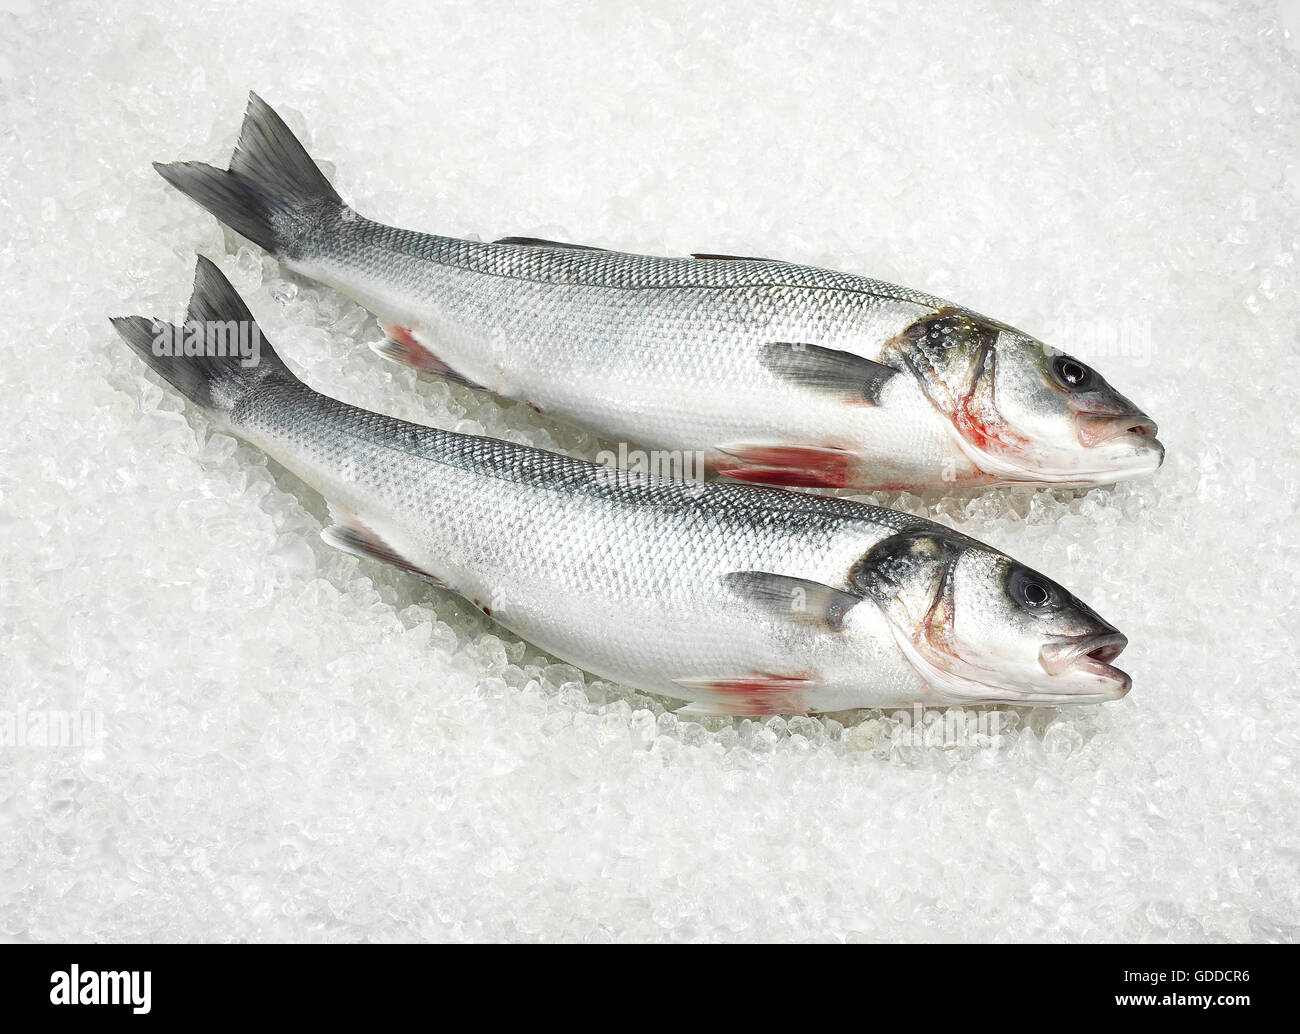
[
  {"xmin": 155, "ymin": 94, "xmax": 1164, "ymax": 492},
  {"xmin": 300, "ymin": 221, "xmax": 969, "ymax": 490},
  {"xmin": 112, "ymin": 259, "xmax": 1135, "ymax": 714}
]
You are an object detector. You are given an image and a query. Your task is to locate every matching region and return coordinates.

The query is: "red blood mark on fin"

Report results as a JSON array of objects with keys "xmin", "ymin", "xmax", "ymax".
[
  {"xmin": 716, "ymin": 466, "xmax": 847, "ymax": 488},
  {"xmin": 673, "ymin": 673, "xmax": 813, "ymax": 716},
  {"xmin": 713, "ymin": 443, "xmax": 856, "ymax": 489},
  {"xmin": 384, "ymin": 323, "xmax": 421, "ymax": 351},
  {"xmin": 374, "ymin": 323, "xmax": 484, "ymax": 389}
]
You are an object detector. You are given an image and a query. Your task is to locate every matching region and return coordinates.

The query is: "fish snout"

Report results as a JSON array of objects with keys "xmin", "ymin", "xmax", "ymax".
[
  {"xmin": 1038, "ymin": 630, "xmax": 1132, "ymax": 699},
  {"xmin": 1076, "ymin": 410, "xmax": 1159, "ymax": 446},
  {"xmin": 1074, "ymin": 408, "xmax": 1165, "ymax": 475}
]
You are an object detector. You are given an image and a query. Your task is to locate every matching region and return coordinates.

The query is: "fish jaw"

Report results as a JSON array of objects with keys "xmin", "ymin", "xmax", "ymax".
[
  {"xmin": 1038, "ymin": 631, "xmax": 1132, "ymax": 698},
  {"xmin": 884, "ymin": 621, "xmax": 1132, "ymax": 707}
]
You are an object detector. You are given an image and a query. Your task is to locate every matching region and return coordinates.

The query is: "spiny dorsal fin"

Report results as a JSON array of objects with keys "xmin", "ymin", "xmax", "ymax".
[
  {"xmin": 722, "ymin": 571, "xmax": 860, "ymax": 632},
  {"xmin": 758, "ymin": 341, "xmax": 899, "ymax": 406},
  {"xmin": 492, "ymin": 236, "xmax": 609, "ymax": 252},
  {"xmin": 691, "ymin": 252, "xmax": 770, "ymax": 262}
]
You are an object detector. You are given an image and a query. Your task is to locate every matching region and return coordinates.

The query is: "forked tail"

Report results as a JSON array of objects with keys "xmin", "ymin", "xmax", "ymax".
[
  {"xmin": 110, "ymin": 256, "xmax": 295, "ymax": 421},
  {"xmin": 154, "ymin": 92, "xmax": 345, "ymax": 255}
]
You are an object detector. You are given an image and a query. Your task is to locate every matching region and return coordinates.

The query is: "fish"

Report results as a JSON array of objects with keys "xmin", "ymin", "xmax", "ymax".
[
  {"xmin": 110, "ymin": 257, "xmax": 1135, "ymax": 714},
  {"xmin": 152, "ymin": 93, "xmax": 1164, "ymax": 493}
]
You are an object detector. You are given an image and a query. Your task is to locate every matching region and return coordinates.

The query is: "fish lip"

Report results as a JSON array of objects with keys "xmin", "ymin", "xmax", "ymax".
[
  {"xmin": 1039, "ymin": 631, "xmax": 1132, "ymax": 698},
  {"xmin": 1076, "ymin": 410, "xmax": 1161, "ymax": 448},
  {"xmin": 1134, "ymin": 432, "xmax": 1165, "ymax": 471},
  {"xmin": 1070, "ymin": 411, "xmax": 1165, "ymax": 480}
]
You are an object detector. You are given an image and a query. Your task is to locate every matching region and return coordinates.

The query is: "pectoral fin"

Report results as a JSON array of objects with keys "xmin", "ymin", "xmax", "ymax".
[
  {"xmin": 759, "ymin": 341, "xmax": 899, "ymax": 405},
  {"xmin": 722, "ymin": 571, "xmax": 860, "ymax": 632}
]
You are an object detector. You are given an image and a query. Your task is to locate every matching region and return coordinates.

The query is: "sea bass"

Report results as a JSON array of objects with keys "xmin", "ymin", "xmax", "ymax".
[
  {"xmin": 111, "ymin": 258, "xmax": 1134, "ymax": 714},
  {"xmin": 153, "ymin": 94, "xmax": 1164, "ymax": 493}
]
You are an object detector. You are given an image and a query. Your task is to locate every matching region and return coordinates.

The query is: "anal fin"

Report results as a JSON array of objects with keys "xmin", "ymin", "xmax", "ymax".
[{"xmin": 373, "ymin": 323, "xmax": 485, "ymax": 390}]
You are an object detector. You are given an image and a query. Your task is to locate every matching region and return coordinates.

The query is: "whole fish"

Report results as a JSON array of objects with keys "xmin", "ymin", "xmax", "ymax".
[
  {"xmin": 153, "ymin": 93, "xmax": 1164, "ymax": 492},
  {"xmin": 111, "ymin": 258, "xmax": 1134, "ymax": 713}
]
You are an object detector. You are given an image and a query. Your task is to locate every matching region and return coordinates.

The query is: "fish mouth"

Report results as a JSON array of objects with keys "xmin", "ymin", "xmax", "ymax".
[
  {"xmin": 1038, "ymin": 631, "xmax": 1132, "ymax": 698},
  {"xmin": 1076, "ymin": 411, "xmax": 1163, "ymax": 450},
  {"xmin": 889, "ymin": 624, "xmax": 1131, "ymax": 706},
  {"xmin": 1065, "ymin": 411, "xmax": 1165, "ymax": 481}
]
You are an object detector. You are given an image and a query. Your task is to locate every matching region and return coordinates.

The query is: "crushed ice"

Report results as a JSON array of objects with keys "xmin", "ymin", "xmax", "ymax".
[{"xmin": 1, "ymin": 1, "xmax": 1297, "ymax": 941}]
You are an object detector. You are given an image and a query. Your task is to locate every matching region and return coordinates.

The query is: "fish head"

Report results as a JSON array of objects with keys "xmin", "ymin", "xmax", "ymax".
[
  {"xmin": 884, "ymin": 308, "xmax": 1163, "ymax": 485},
  {"xmin": 851, "ymin": 526, "xmax": 1131, "ymax": 705}
]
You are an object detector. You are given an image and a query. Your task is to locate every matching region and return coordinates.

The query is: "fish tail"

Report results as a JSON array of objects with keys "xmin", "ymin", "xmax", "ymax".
[
  {"xmin": 110, "ymin": 256, "xmax": 296, "ymax": 422},
  {"xmin": 154, "ymin": 91, "xmax": 345, "ymax": 256}
]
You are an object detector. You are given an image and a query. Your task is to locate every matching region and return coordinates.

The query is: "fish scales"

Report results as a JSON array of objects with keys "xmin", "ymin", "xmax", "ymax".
[{"xmin": 113, "ymin": 258, "xmax": 1137, "ymax": 714}]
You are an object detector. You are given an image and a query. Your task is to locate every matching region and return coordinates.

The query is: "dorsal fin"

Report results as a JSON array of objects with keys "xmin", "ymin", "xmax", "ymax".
[
  {"xmin": 492, "ymin": 236, "xmax": 609, "ymax": 252},
  {"xmin": 691, "ymin": 252, "xmax": 769, "ymax": 262}
]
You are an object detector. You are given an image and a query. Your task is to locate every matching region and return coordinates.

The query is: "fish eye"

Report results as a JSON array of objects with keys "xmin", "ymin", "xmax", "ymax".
[
  {"xmin": 1008, "ymin": 567, "xmax": 1055, "ymax": 612},
  {"xmin": 1023, "ymin": 581, "xmax": 1050, "ymax": 606},
  {"xmin": 1051, "ymin": 356, "xmax": 1094, "ymax": 390}
]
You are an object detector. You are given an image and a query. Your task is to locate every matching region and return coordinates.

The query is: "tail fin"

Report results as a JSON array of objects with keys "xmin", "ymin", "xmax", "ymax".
[
  {"xmin": 110, "ymin": 256, "xmax": 295, "ymax": 420},
  {"xmin": 154, "ymin": 92, "xmax": 344, "ymax": 255}
]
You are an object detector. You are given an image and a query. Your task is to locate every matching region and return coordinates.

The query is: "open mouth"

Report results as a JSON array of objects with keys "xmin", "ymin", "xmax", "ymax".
[
  {"xmin": 888, "ymin": 624, "xmax": 1133, "ymax": 706},
  {"xmin": 1039, "ymin": 631, "xmax": 1132, "ymax": 697},
  {"xmin": 1076, "ymin": 412, "xmax": 1160, "ymax": 448}
]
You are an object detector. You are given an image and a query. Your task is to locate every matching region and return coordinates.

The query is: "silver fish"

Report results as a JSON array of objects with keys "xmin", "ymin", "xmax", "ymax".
[
  {"xmin": 111, "ymin": 258, "xmax": 1134, "ymax": 714},
  {"xmin": 153, "ymin": 93, "xmax": 1164, "ymax": 492}
]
